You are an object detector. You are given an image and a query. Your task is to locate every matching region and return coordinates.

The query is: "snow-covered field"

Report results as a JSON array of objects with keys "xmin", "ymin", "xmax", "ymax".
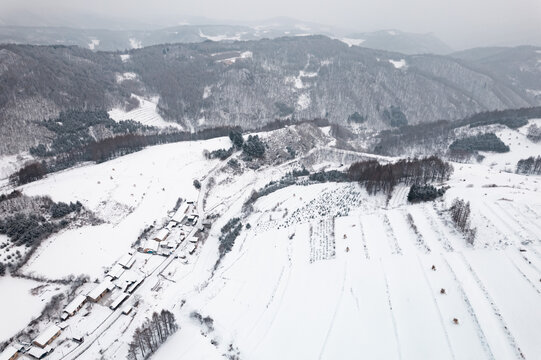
[
  {"xmin": 0, "ymin": 276, "xmax": 65, "ymax": 342},
  {"xmin": 108, "ymin": 95, "xmax": 184, "ymax": 129},
  {"xmin": 1, "ymin": 122, "xmax": 540, "ymax": 359}
]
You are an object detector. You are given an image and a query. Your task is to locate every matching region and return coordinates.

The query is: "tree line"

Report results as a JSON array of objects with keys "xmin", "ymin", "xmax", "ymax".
[
  {"xmin": 127, "ymin": 310, "xmax": 178, "ymax": 360},
  {"xmin": 516, "ymin": 156, "xmax": 541, "ymax": 175},
  {"xmin": 347, "ymin": 156, "xmax": 453, "ymax": 194},
  {"xmin": 449, "ymin": 198, "xmax": 476, "ymax": 245}
]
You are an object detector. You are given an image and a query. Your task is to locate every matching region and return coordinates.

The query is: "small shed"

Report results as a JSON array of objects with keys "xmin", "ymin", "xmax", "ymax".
[
  {"xmin": 0, "ymin": 345, "xmax": 19, "ymax": 360},
  {"xmin": 126, "ymin": 277, "xmax": 144, "ymax": 294},
  {"xmin": 87, "ymin": 280, "xmax": 113, "ymax": 302},
  {"xmin": 109, "ymin": 293, "xmax": 130, "ymax": 310},
  {"xmin": 188, "ymin": 236, "xmax": 198, "ymax": 243},
  {"xmin": 63, "ymin": 294, "xmax": 87, "ymax": 317},
  {"xmin": 153, "ymin": 229, "xmax": 170, "ymax": 242},
  {"xmin": 187, "ymin": 242, "xmax": 197, "ymax": 254},
  {"xmin": 33, "ymin": 324, "xmax": 61, "ymax": 348}
]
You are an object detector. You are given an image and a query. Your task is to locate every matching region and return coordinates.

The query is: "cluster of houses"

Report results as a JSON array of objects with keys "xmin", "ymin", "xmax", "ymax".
[
  {"xmin": 0, "ymin": 200, "xmax": 204, "ymax": 360},
  {"xmin": 142, "ymin": 200, "xmax": 199, "ymax": 256}
]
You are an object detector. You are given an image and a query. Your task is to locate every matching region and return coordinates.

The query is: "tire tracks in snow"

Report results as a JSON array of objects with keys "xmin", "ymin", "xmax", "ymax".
[
  {"xmin": 381, "ymin": 260, "xmax": 403, "ymax": 360},
  {"xmin": 457, "ymin": 253, "xmax": 526, "ymax": 360},
  {"xmin": 441, "ymin": 257, "xmax": 495, "ymax": 360},
  {"xmin": 318, "ymin": 261, "xmax": 347, "ymax": 359}
]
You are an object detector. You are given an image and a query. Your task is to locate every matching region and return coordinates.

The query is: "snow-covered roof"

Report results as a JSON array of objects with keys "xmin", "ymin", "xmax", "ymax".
[
  {"xmin": 0, "ymin": 346, "xmax": 18, "ymax": 360},
  {"xmin": 110, "ymin": 293, "xmax": 129, "ymax": 310},
  {"xmin": 107, "ymin": 263, "xmax": 125, "ymax": 279},
  {"xmin": 87, "ymin": 280, "xmax": 112, "ymax": 301},
  {"xmin": 27, "ymin": 345, "xmax": 52, "ymax": 358},
  {"xmin": 33, "ymin": 324, "xmax": 61, "ymax": 347},
  {"xmin": 118, "ymin": 253, "xmax": 136, "ymax": 269},
  {"xmin": 188, "ymin": 236, "xmax": 198, "ymax": 243},
  {"xmin": 64, "ymin": 294, "xmax": 86, "ymax": 315},
  {"xmin": 126, "ymin": 277, "xmax": 144, "ymax": 293},
  {"xmin": 153, "ymin": 228, "xmax": 170, "ymax": 241},
  {"xmin": 172, "ymin": 203, "xmax": 189, "ymax": 222},
  {"xmin": 144, "ymin": 240, "xmax": 160, "ymax": 252}
]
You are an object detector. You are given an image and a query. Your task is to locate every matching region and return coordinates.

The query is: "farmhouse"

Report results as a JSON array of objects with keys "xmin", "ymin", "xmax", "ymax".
[
  {"xmin": 0, "ymin": 345, "xmax": 19, "ymax": 360},
  {"xmin": 153, "ymin": 229, "xmax": 170, "ymax": 242},
  {"xmin": 63, "ymin": 294, "xmax": 87, "ymax": 317},
  {"xmin": 33, "ymin": 324, "xmax": 61, "ymax": 348},
  {"xmin": 87, "ymin": 280, "xmax": 113, "ymax": 302}
]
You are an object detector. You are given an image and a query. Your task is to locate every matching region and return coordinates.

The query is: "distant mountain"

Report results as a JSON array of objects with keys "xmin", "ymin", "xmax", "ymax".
[
  {"xmin": 451, "ymin": 46, "xmax": 541, "ymax": 101},
  {"xmin": 345, "ymin": 29, "xmax": 453, "ymax": 55},
  {"xmin": 0, "ymin": 21, "xmax": 452, "ymax": 56},
  {"xmin": 0, "ymin": 36, "xmax": 537, "ymax": 155}
]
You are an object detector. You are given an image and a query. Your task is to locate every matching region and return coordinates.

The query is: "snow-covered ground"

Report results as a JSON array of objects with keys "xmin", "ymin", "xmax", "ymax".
[
  {"xmin": 1, "ymin": 122, "xmax": 540, "ymax": 359},
  {"xmin": 339, "ymin": 37, "xmax": 365, "ymax": 47},
  {"xmin": 0, "ymin": 276, "xmax": 65, "ymax": 342},
  {"xmin": 389, "ymin": 59, "xmax": 407, "ymax": 69},
  {"xmin": 108, "ymin": 95, "xmax": 184, "ymax": 129}
]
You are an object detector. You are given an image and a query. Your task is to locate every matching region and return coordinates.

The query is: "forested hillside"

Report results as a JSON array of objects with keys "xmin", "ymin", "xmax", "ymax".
[{"xmin": 0, "ymin": 36, "xmax": 539, "ymax": 155}]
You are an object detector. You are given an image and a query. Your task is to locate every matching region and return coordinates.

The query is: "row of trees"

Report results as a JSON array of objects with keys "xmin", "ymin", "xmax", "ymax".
[
  {"xmin": 219, "ymin": 218, "xmax": 243, "ymax": 255},
  {"xmin": 449, "ymin": 198, "xmax": 476, "ymax": 245},
  {"xmin": 127, "ymin": 310, "xmax": 178, "ymax": 360},
  {"xmin": 516, "ymin": 156, "xmax": 541, "ymax": 175},
  {"xmin": 347, "ymin": 157, "xmax": 453, "ymax": 194}
]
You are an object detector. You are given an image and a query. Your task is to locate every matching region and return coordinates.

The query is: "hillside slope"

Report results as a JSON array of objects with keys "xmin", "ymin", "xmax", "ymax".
[{"xmin": 0, "ymin": 37, "xmax": 539, "ymax": 155}]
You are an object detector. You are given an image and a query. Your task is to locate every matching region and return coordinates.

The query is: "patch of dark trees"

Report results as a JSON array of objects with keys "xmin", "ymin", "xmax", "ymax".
[
  {"xmin": 30, "ymin": 110, "xmax": 153, "ymax": 157},
  {"xmin": 0, "ymin": 197, "xmax": 84, "ymax": 275},
  {"xmin": 527, "ymin": 124, "xmax": 541, "ymax": 143},
  {"xmin": 0, "ymin": 190, "xmax": 22, "ymax": 203},
  {"xmin": 218, "ymin": 218, "xmax": 243, "ymax": 255},
  {"xmin": 127, "ymin": 310, "xmax": 178, "ymax": 360},
  {"xmin": 449, "ymin": 198, "xmax": 476, "ymax": 245},
  {"xmin": 407, "ymin": 184, "xmax": 447, "ymax": 203},
  {"xmin": 242, "ymin": 135, "xmax": 266, "ymax": 159},
  {"xmin": 374, "ymin": 106, "xmax": 541, "ymax": 156},
  {"xmin": 347, "ymin": 112, "xmax": 366, "ymax": 124},
  {"xmin": 448, "ymin": 133, "xmax": 509, "ymax": 155},
  {"xmin": 383, "ymin": 106, "xmax": 408, "ymax": 127},
  {"xmin": 516, "ymin": 156, "xmax": 541, "ymax": 175}
]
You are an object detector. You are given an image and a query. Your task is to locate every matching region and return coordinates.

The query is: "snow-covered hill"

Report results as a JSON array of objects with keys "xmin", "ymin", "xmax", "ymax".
[{"xmin": 0, "ymin": 123, "xmax": 540, "ymax": 359}]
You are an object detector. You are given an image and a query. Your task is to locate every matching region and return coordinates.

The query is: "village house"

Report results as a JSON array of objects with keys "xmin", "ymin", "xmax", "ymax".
[
  {"xmin": 33, "ymin": 324, "xmax": 61, "ymax": 348},
  {"xmin": 171, "ymin": 203, "xmax": 189, "ymax": 223},
  {"xmin": 27, "ymin": 345, "xmax": 53, "ymax": 359},
  {"xmin": 63, "ymin": 294, "xmax": 87, "ymax": 318},
  {"xmin": 106, "ymin": 263, "xmax": 125, "ymax": 280},
  {"xmin": 143, "ymin": 239, "xmax": 160, "ymax": 254},
  {"xmin": 0, "ymin": 345, "xmax": 19, "ymax": 360},
  {"xmin": 153, "ymin": 229, "xmax": 170, "ymax": 242},
  {"xmin": 117, "ymin": 253, "xmax": 136, "ymax": 269},
  {"xmin": 87, "ymin": 280, "xmax": 113, "ymax": 302}
]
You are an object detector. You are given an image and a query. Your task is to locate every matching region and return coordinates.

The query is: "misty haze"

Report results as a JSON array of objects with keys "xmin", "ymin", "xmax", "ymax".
[{"xmin": 0, "ymin": 1, "xmax": 540, "ymax": 360}]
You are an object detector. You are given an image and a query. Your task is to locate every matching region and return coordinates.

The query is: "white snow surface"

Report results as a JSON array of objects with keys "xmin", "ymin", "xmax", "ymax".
[
  {"xmin": 389, "ymin": 59, "xmax": 407, "ymax": 69},
  {"xmin": 108, "ymin": 95, "xmax": 183, "ymax": 129},
  {"xmin": 88, "ymin": 39, "xmax": 100, "ymax": 50},
  {"xmin": 120, "ymin": 54, "xmax": 130, "ymax": 63},
  {"xmin": 339, "ymin": 38, "xmax": 365, "ymax": 47},
  {"xmin": 0, "ymin": 277, "xmax": 65, "ymax": 342},
  {"xmin": 129, "ymin": 38, "xmax": 142, "ymax": 49},
  {"xmin": 2, "ymin": 123, "xmax": 541, "ymax": 360}
]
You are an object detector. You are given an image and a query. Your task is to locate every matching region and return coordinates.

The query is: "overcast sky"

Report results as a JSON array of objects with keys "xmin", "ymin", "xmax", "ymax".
[{"xmin": 2, "ymin": 0, "xmax": 540, "ymax": 49}]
